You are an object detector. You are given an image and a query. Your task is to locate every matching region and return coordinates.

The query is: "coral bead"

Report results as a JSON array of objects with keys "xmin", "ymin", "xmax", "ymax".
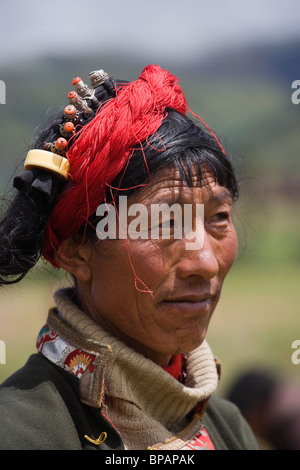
[
  {"xmin": 64, "ymin": 105, "xmax": 76, "ymax": 116},
  {"xmin": 64, "ymin": 122, "xmax": 75, "ymax": 133},
  {"xmin": 72, "ymin": 77, "xmax": 81, "ymax": 86},
  {"xmin": 55, "ymin": 138, "xmax": 68, "ymax": 150},
  {"xmin": 68, "ymin": 91, "xmax": 77, "ymax": 100}
]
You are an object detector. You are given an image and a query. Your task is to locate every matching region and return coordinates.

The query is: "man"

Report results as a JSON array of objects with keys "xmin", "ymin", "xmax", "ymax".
[{"xmin": 0, "ymin": 65, "xmax": 258, "ymax": 450}]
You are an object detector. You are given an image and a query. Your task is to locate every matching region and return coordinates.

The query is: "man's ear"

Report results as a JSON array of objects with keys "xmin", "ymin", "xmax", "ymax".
[{"xmin": 54, "ymin": 237, "xmax": 93, "ymax": 282}]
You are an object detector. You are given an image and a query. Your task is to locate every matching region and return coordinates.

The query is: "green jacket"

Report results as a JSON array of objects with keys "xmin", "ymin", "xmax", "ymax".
[{"xmin": 0, "ymin": 353, "xmax": 259, "ymax": 450}]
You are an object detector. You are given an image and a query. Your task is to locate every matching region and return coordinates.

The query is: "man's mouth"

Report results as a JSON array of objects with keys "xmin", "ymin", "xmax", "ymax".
[{"xmin": 161, "ymin": 292, "xmax": 218, "ymax": 314}]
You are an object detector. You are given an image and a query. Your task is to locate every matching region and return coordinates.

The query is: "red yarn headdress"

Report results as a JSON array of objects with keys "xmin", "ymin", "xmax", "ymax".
[{"xmin": 41, "ymin": 65, "xmax": 223, "ymax": 266}]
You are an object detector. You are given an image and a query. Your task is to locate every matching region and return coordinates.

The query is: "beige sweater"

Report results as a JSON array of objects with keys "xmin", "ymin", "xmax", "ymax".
[{"xmin": 54, "ymin": 289, "xmax": 219, "ymax": 450}]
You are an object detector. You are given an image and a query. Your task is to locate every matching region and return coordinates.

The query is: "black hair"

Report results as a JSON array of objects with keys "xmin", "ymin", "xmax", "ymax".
[
  {"xmin": 0, "ymin": 97, "xmax": 238, "ymax": 286},
  {"xmin": 113, "ymin": 108, "xmax": 238, "ymax": 199}
]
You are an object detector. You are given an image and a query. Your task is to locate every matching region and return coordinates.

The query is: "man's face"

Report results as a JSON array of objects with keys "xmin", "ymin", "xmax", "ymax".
[{"xmin": 80, "ymin": 168, "xmax": 238, "ymax": 366}]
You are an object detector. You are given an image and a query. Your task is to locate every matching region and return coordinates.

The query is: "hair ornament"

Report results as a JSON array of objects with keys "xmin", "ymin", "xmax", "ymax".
[
  {"xmin": 72, "ymin": 76, "xmax": 100, "ymax": 109},
  {"xmin": 63, "ymin": 104, "xmax": 81, "ymax": 124},
  {"xmin": 67, "ymin": 90, "xmax": 92, "ymax": 115},
  {"xmin": 24, "ymin": 149, "xmax": 70, "ymax": 179},
  {"xmin": 13, "ymin": 68, "xmax": 115, "ymax": 203},
  {"xmin": 89, "ymin": 69, "xmax": 109, "ymax": 88},
  {"xmin": 13, "ymin": 148, "xmax": 70, "ymax": 204},
  {"xmin": 60, "ymin": 121, "xmax": 75, "ymax": 139}
]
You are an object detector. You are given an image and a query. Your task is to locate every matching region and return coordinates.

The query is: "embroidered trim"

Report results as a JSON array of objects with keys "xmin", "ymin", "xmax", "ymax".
[
  {"xmin": 181, "ymin": 426, "xmax": 215, "ymax": 450},
  {"xmin": 37, "ymin": 323, "xmax": 96, "ymax": 378},
  {"xmin": 36, "ymin": 308, "xmax": 112, "ymax": 408}
]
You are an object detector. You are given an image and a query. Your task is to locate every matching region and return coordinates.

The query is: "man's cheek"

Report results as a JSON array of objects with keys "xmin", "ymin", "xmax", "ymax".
[{"xmin": 220, "ymin": 233, "xmax": 238, "ymax": 277}]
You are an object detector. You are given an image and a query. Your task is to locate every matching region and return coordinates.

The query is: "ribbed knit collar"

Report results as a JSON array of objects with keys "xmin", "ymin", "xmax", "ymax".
[{"xmin": 43, "ymin": 288, "xmax": 220, "ymax": 449}]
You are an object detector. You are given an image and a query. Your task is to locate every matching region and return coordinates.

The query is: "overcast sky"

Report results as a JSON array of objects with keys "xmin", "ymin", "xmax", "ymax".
[{"xmin": 0, "ymin": 0, "xmax": 299, "ymax": 67}]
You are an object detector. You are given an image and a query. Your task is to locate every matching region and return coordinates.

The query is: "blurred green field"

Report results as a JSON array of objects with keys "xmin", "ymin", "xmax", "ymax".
[{"xmin": 0, "ymin": 201, "xmax": 299, "ymax": 397}]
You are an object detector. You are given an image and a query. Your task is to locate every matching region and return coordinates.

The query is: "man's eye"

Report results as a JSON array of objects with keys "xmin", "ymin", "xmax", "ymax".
[
  {"xmin": 207, "ymin": 212, "xmax": 231, "ymax": 228},
  {"xmin": 212, "ymin": 212, "xmax": 230, "ymax": 221}
]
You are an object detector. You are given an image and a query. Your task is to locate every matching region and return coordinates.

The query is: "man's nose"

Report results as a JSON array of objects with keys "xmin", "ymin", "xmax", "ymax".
[{"xmin": 176, "ymin": 231, "xmax": 219, "ymax": 281}]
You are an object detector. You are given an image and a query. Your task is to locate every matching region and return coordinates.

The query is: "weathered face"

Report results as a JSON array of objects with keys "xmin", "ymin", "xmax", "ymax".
[{"xmin": 78, "ymin": 168, "xmax": 238, "ymax": 366}]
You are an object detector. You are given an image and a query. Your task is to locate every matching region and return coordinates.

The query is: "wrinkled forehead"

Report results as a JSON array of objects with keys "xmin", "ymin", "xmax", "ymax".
[{"xmin": 126, "ymin": 166, "xmax": 233, "ymax": 206}]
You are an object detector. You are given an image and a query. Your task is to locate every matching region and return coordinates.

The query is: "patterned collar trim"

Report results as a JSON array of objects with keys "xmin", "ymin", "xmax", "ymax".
[{"xmin": 36, "ymin": 307, "xmax": 112, "ymax": 408}]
